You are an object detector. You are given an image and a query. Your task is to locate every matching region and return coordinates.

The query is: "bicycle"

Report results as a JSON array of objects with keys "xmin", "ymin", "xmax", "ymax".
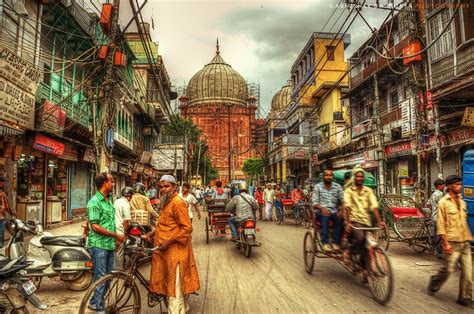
[
  {"xmin": 275, "ymin": 200, "xmax": 305, "ymax": 225},
  {"xmin": 79, "ymin": 243, "xmax": 166, "ymax": 313}
]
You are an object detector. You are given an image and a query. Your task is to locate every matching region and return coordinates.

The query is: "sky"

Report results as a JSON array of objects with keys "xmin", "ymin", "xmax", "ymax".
[{"xmin": 104, "ymin": 0, "xmax": 401, "ymax": 116}]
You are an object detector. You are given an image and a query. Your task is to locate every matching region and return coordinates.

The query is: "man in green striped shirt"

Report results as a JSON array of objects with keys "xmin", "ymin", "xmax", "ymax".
[{"xmin": 87, "ymin": 173, "xmax": 124, "ymax": 312}]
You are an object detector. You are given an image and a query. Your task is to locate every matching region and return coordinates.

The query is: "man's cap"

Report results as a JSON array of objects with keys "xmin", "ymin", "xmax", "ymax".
[
  {"xmin": 445, "ymin": 175, "xmax": 462, "ymax": 185},
  {"xmin": 160, "ymin": 175, "xmax": 176, "ymax": 183}
]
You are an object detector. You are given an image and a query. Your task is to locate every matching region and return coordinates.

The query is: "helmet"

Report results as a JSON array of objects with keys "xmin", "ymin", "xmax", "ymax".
[
  {"xmin": 133, "ymin": 182, "xmax": 145, "ymax": 195},
  {"xmin": 121, "ymin": 187, "xmax": 133, "ymax": 197},
  {"xmin": 238, "ymin": 181, "xmax": 248, "ymax": 192}
]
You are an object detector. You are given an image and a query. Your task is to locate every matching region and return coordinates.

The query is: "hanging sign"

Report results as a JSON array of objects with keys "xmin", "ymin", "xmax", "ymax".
[
  {"xmin": 0, "ymin": 45, "xmax": 42, "ymax": 130},
  {"xmin": 461, "ymin": 107, "xmax": 474, "ymax": 127},
  {"xmin": 82, "ymin": 148, "xmax": 96, "ymax": 163},
  {"xmin": 60, "ymin": 143, "xmax": 78, "ymax": 161},
  {"xmin": 33, "ymin": 133, "xmax": 65, "ymax": 156},
  {"xmin": 39, "ymin": 100, "xmax": 66, "ymax": 134},
  {"xmin": 398, "ymin": 160, "xmax": 409, "ymax": 178},
  {"xmin": 385, "ymin": 141, "xmax": 413, "ymax": 158}
]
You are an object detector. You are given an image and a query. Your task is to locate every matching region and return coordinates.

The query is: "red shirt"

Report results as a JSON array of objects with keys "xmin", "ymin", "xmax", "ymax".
[
  {"xmin": 291, "ymin": 189, "xmax": 304, "ymax": 203},
  {"xmin": 254, "ymin": 191, "xmax": 264, "ymax": 205}
]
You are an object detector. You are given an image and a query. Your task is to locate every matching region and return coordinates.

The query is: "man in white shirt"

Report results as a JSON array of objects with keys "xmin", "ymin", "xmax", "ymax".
[
  {"xmin": 263, "ymin": 184, "xmax": 276, "ymax": 221},
  {"xmin": 194, "ymin": 186, "xmax": 203, "ymax": 207},
  {"xmin": 114, "ymin": 187, "xmax": 133, "ymax": 270},
  {"xmin": 179, "ymin": 182, "xmax": 201, "ymax": 222}
]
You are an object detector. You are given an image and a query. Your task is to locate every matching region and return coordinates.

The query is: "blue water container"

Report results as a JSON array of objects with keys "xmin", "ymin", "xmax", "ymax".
[{"xmin": 462, "ymin": 149, "xmax": 474, "ymax": 241}]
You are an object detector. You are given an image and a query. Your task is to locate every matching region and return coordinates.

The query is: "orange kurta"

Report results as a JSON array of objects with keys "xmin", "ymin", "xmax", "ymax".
[{"xmin": 150, "ymin": 194, "xmax": 200, "ymax": 296}]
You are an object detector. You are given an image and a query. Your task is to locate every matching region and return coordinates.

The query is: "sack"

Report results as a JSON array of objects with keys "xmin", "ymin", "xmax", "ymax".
[
  {"xmin": 130, "ymin": 209, "xmax": 150, "ymax": 226},
  {"xmin": 216, "ymin": 188, "xmax": 224, "ymax": 195}
]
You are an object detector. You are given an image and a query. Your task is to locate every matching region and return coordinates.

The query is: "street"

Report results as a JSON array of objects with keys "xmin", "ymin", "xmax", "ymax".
[{"xmin": 32, "ymin": 218, "xmax": 472, "ymax": 313}]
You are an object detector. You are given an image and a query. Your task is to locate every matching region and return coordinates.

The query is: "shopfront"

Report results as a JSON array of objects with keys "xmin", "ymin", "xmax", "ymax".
[{"xmin": 385, "ymin": 141, "xmax": 417, "ymax": 198}]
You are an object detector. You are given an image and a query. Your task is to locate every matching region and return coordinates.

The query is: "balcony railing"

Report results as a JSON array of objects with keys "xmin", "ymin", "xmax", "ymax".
[
  {"xmin": 35, "ymin": 82, "xmax": 90, "ymax": 127},
  {"xmin": 431, "ymin": 41, "xmax": 474, "ymax": 88}
]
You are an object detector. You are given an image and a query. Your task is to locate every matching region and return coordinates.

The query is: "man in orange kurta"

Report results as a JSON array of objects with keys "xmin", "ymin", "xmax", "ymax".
[{"xmin": 149, "ymin": 175, "xmax": 200, "ymax": 313}]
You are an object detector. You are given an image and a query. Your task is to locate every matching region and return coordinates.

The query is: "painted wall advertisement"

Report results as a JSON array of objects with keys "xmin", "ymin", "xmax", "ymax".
[
  {"xmin": 401, "ymin": 98, "xmax": 416, "ymax": 138},
  {"xmin": 0, "ymin": 45, "xmax": 42, "ymax": 130}
]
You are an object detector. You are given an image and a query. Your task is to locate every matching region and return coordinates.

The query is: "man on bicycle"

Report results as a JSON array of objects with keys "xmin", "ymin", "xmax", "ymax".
[
  {"xmin": 291, "ymin": 185, "xmax": 305, "ymax": 219},
  {"xmin": 343, "ymin": 167, "xmax": 385, "ymax": 265},
  {"xmin": 312, "ymin": 168, "xmax": 344, "ymax": 252}
]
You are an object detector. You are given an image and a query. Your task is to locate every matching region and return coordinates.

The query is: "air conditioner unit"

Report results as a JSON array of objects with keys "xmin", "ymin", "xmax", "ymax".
[{"xmin": 333, "ymin": 111, "xmax": 344, "ymax": 121}]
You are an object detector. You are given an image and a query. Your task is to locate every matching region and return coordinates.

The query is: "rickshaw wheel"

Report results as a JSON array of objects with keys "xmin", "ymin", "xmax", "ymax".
[
  {"xmin": 205, "ymin": 217, "xmax": 210, "ymax": 244},
  {"xmin": 303, "ymin": 231, "xmax": 315, "ymax": 274},
  {"xmin": 368, "ymin": 247, "xmax": 394, "ymax": 305},
  {"xmin": 376, "ymin": 226, "xmax": 390, "ymax": 251}
]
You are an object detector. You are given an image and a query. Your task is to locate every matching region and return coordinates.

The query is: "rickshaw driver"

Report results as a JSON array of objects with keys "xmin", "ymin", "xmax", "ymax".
[{"xmin": 343, "ymin": 168, "xmax": 385, "ymax": 266}]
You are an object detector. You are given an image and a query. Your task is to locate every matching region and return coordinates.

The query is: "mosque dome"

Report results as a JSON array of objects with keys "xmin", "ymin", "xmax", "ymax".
[
  {"xmin": 186, "ymin": 41, "xmax": 248, "ymax": 106},
  {"xmin": 271, "ymin": 81, "xmax": 292, "ymax": 112}
]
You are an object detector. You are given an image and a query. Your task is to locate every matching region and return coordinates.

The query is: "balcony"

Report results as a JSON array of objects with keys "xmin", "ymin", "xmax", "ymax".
[
  {"xmin": 115, "ymin": 130, "xmax": 133, "ymax": 151},
  {"xmin": 431, "ymin": 41, "xmax": 474, "ymax": 89},
  {"xmin": 35, "ymin": 82, "xmax": 90, "ymax": 127},
  {"xmin": 350, "ymin": 36, "xmax": 411, "ymax": 89},
  {"xmin": 282, "ymin": 134, "xmax": 311, "ymax": 145}
]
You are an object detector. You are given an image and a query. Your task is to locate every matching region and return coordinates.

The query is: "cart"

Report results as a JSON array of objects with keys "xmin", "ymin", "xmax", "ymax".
[
  {"xmin": 380, "ymin": 194, "xmax": 439, "ymax": 254},
  {"xmin": 205, "ymin": 200, "xmax": 231, "ymax": 244}
]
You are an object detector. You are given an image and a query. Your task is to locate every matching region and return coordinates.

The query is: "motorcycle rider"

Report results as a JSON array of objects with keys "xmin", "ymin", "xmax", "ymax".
[
  {"xmin": 226, "ymin": 181, "xmax": 259, "ymax": 241},
  {"xmin": 130, "ymin": 182, "xmax": 158, "ymax": 225}
]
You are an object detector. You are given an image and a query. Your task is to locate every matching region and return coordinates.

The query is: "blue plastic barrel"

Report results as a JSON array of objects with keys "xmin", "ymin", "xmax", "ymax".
[{"xmin": 462, "ymin": 150, "xmax": 474, "ymax": 240}]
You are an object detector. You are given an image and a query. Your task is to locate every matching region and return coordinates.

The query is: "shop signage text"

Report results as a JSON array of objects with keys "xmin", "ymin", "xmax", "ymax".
[
  {"xmin": 82, "ymin": 148, "xmax": 96, "ymax": 163},
  {"xmin": 385, "ymin": 141, "xmax": 413, "ymax": 158},
  {"xmin": 352, "ymin": 121, "xmax": 370, "ymax": 138},
  {"xmin": 33, "ymin": 133, "xmax": 65, "ymax": 156},
  {"xmin": 447, "ymin": 128, "xmax": 474, "ymax": 145},
  {"xmin": 0, "ymin": 46, "xmax": 42, "ymax": 130},
  {"xmin": 39, "ymin": 101, "xmax": 66, "ymax": 134},
  {"xmin": 461, "ymin": 108, "xmax": 474, "ymax": 128},
  {"xmin": 60, "ymin": 143, "xmax": 78, "ymax": 161}
]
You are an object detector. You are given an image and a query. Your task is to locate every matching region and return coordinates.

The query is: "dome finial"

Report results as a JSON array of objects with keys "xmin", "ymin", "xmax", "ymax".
[{"xmin": 216, "ymin": 37, "xmax": 220, "ymax": 54}]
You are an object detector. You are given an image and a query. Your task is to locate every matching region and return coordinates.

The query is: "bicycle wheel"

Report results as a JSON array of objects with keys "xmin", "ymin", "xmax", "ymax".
[
  {"xmin": 303, "ymin": 231, "xmax": 316, "ymax": 274},
  {"xmin": 376, "ymin": 226, "xmax": 390, "ymax": 251},
  {"xmin": 368, "ymin": 247, "xmax": 394, "ymax": 305},
  {"xmin": 79, "ymin": 272, "xmax": 141, "ymax": 314},
  {"xmin": 295, "ymin": 208, "xmax": 303, "ymax": 225},
  {"xmin": 304, "ymin": 209, "xmax": 312, "ymax": 229}
]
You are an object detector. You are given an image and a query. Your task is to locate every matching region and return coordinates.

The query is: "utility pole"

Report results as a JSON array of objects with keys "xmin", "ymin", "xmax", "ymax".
[
  {"xmin": 97, "ymin": 0, "xmax": 121, "ymax": 173},
  {"xmin": 373, "ymin": 73, "xmax": 386, "ymax": 196},
  {"xmin": 173, "ymin": 143, "xmax": 177, "ymax": 178},
  {"xmin": 182, "ymin": 133, "xmax": 188, "ymax": 183},
  {"xmin": 308, "ymin": 120, "xmax": 313, "ymax": 179},
  {"xmin": 195, "ymin": 142, "xmax": 202, "ymax": 185}
]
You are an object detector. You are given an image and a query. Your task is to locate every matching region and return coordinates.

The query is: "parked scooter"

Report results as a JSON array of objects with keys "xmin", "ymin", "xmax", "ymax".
[
  {"xmin": 235, "ymin": 218, "xmax": 261, "ymax": 258},
  {"xmin": 0, "ymin": 255, "xmax": 48, "ymax": 312},
  {"xmin": 6, "ymin": 219, "xmax": 93, "ymax": 291}
]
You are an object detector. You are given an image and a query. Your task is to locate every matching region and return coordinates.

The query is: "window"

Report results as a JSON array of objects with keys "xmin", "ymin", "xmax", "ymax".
[
  {"xmin": 390, "ymin": 90, "xmax": 399, "ymax": 108},
  {"xmin": 2, "ymin": 9, "xmax": 19, "ymax": 51},
  {"xmin": 326, "ymin": 45, "xmax": 336, "ymax": 61},
  {"xmin": 428, "ymin": 10, "xmax": 454, "ymax": 60}
]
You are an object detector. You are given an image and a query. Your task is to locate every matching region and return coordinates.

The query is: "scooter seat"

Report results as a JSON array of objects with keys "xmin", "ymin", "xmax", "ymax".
[{"xmin": 40, "ymin": 236, "xmax": 85, "ymax": 247}]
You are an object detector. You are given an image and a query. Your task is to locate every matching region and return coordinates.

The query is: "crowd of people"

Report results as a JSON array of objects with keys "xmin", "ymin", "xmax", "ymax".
[{"xmin": 84, "ymin": 166, "xmax": 472, "ymax": 312}]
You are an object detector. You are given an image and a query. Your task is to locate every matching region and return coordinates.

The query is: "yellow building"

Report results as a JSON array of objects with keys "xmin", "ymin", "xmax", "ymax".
[{"xmin": 267, "ymin": 32, "xmax": 350, "ymax": 185}]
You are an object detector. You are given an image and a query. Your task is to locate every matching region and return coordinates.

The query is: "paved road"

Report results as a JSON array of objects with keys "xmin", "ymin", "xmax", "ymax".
[{"xmin": 32, "ymin": 217, "xmax": 472, "ymax": 313}]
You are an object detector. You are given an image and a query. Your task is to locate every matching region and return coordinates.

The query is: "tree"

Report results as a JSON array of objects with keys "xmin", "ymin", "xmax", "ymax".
[{"xmin": 243, "ymin": 158, "xmax": 264, "ymax": 185}]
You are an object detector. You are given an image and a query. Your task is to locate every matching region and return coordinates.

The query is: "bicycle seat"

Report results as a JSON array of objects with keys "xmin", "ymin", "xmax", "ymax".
[{"xmin": 40, "ymin": 236, "xmax": 85, "ymax": 247}]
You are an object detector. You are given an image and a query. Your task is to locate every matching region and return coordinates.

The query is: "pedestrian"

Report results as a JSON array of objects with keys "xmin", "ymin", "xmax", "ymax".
[
  {"xmin": 263, "ymin": 184, "xmax": 275, "ymax": 221},
  {"xmin": 274, "ymin": 184, "xmax": 284, "ymax": 221},
  {"xmin": 179, "ymin": 182, "xmax": 201, "ymax": 222},
  {"xmin": 86, "ymin": 173, "xmax": 125, "ymax": 312},
  {"xmin": 428, "ymin": 175, "xmax": 472, "ymax": 308},
  {"xmin": 130, "ymin": 182, "xmax": 158, "ymax": 225},
  {"xmin": 194, "ymin": 185, "xmax": 203, "ymax": 207},
  {"xmin": 428, "ymin": 178, "xmax": 445, "ymax": 221},
  {"xmin": 212, "ymin": 181, "xmax": 228, "ymax": 200},
  {"xmin": 254, "ymin": 187, "xmax": 264, "ymax": 220},
  {"xmin": 114, "ymin": 187, "xmax": 133, "ymax": 270},
  {"xmin": 312, "ymin": 169, "xmax": 344, "ymax": 252},
  {"xmin": 148, "ymin": 184, "xmax": 157, "ymax": 200},
  {"xmin": 291, "ymin": 185, "xmax": 305, "ymax": 219},
  {"xmin": 145, "ymin": 175, "xmax": 200, "ymax": 313},
  {"xmin": 0, "ymin": 188, "xmax": 15, "ymax": 248}
]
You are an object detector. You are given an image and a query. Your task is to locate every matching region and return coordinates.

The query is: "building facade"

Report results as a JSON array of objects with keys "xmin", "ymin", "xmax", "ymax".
[{"xmin": 179, "ymin": 43, "xmax": 260, "ymax": 184}]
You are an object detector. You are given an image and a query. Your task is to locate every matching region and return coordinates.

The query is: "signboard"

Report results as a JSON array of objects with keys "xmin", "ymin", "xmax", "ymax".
[
  {"xmin": 385, "ymin": 141, "xmax": 413, "ymax": 158},
  {"xmin": 60, "ymin": 143, "xmax": 78, "ymax": 161},
  {"xmin": 134, "ymin": 163, "xmax": 145, "ymax": 173},
  {"xmin": 461, "ymin": 107, "xmax": 474, "ymax": 127},
  {"xmin": 398, "ymin": 160, "xmax": 409, "ymax": 178},
  {"xmin": 110, "ymin": 161, "xmax": 118, "ymax": 172},
  {"xmin": 286, "ymin": 146, "xmax": 308, "ymax": 160},
  {"xmin": 447, "ymin": 128, "xmax": 474, "ymax": 145},
  {"xmin": 144, "ymin": 166, "xmax": 153, "ymax": 176},
  {"xmin": 140, "ymin": 151, "xmax": 153, "ymax": 164},
  {"xmin": 119, "ymin": 164, "xmax": 132, "ymax": 176},
  {"xmin": 352, "ymin": 121, "xmax": 370, "ymax": 138},
  {"xmin": 332, "ymin": 153, "xmax": 365, "ymax": 168},
  {"xmin": 39, "ymin": 101, "xmax": 66, "ymax": 134},
  {"xmin": 82, "ymin": 148, "xmax": 96, "ymax": 163},
  {"xmin": 33, "ymin": 133, "xmax": 65, "ymax": 156},
  {"xmin": 152, "ymin": 147, "xmax": 183, "ymax": 170},
  {"xmin": 401, "ymin": 98, "xmax": 416, "ymax": 138},
  {"xmin": 0, "ymin": 46, "xmax": 42, "ymax": 130}
]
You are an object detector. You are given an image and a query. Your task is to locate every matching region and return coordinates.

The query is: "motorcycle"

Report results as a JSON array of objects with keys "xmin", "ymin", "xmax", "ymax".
[
  {"xmin": 235, "ymin": 218, "xmax": 261, "ymax": 258},
  {"xmin": 6, "ymin": 219, "xmax": 93, "ymax": 291},
  {"xmin": 0, "ymin": 255, "xmax": 48, "ymax": 312}
]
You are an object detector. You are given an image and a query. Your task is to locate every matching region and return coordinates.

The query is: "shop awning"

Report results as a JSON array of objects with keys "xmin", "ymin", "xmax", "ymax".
[{"xmin": 0, "ymin": 121, "xmax": 24, "ymax": 136}]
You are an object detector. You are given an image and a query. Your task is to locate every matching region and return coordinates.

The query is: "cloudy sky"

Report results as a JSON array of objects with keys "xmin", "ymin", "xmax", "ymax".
[{"xmin": 110, "ymin": 0, "xmax": 400, "ymax": 115}]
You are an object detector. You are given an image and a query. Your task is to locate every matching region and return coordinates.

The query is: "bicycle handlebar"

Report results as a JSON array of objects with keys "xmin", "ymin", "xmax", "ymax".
[
  {"xmin": 143, "ymin": 246, "xmax": 161, "ymax": 253},
  {"xmin": 350, "ymin": 226, "xmax": 382, "ymax": 231}
]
